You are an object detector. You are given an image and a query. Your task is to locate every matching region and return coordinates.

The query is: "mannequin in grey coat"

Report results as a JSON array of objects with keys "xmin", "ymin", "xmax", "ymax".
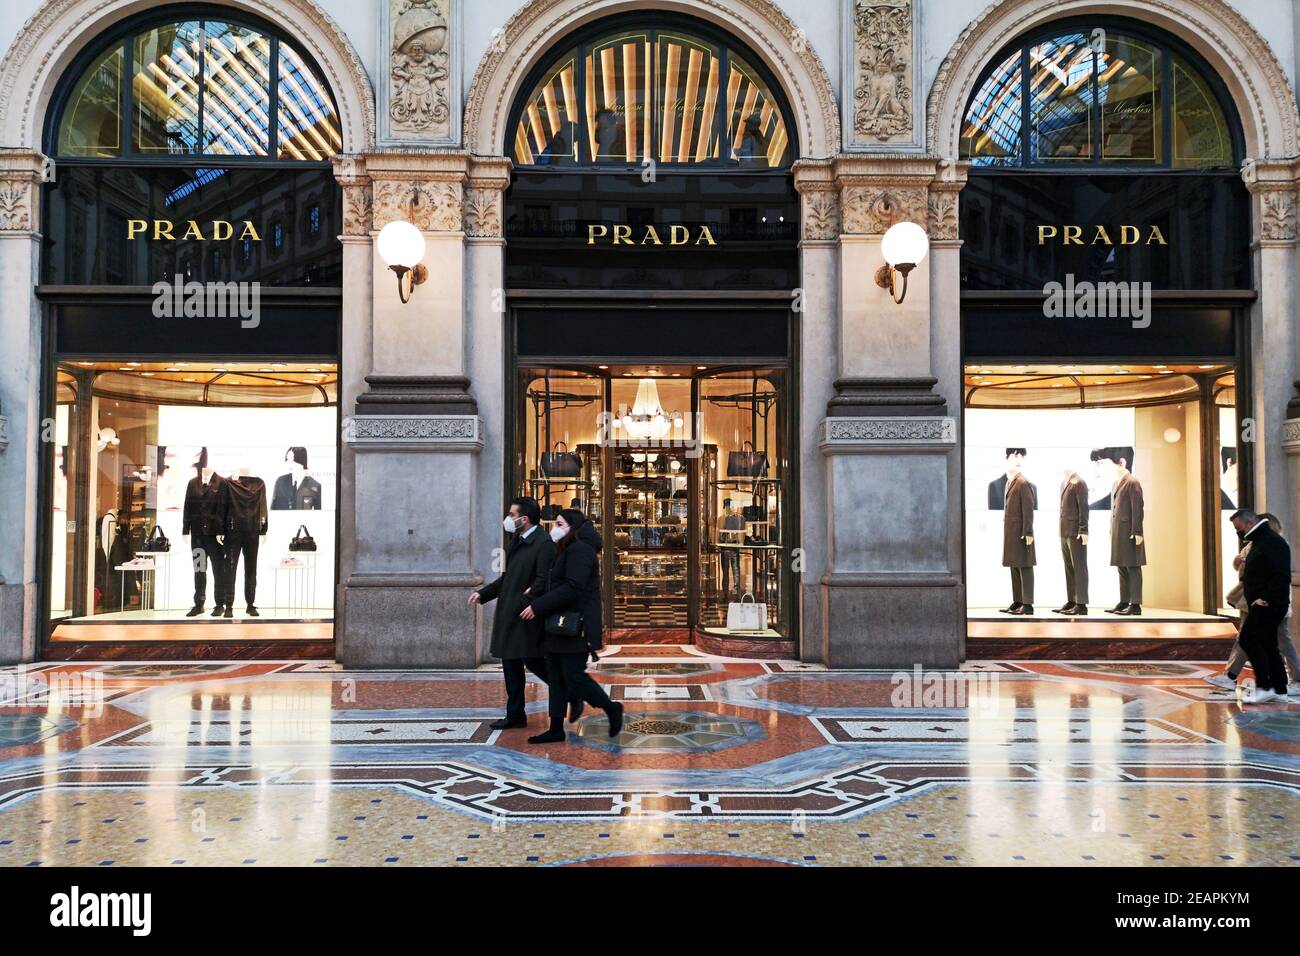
[{"xmin": 1000, "ymin": 459, "xmax": 1038, "ymax": 615}]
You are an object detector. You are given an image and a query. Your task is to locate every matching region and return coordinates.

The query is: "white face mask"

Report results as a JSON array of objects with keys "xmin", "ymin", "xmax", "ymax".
[
  {"xmin": 550, "ymin": 524, "xmax": 568, "ymax": 543},
  {"xmin": 503, "ymin": 515, "xmax": 519, "ymax": 534}
]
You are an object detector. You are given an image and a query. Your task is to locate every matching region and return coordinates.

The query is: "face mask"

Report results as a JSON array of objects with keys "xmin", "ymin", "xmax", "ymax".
[
  {"xmin": 550, "ymin": 524, "xmax": 567, "ymax": 543},
  {"xmin": 503, "ymin": 515, "xmax": 519, "ymax": 534}
]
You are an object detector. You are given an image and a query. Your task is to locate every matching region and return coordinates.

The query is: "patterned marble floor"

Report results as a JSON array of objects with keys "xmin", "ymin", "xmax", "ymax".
[{"xmin": 1, "ymin": 648, "xmax": 1297, "ymax": 867}]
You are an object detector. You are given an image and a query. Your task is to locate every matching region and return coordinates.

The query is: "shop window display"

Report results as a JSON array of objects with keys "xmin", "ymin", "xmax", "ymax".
[
  {"xmin": 49, "ymin": 362, "xmax": 337, "ymax": 627},
  {"xmin": 964, "ymin": 365, "xmax": 1235, "ymax": 619}
]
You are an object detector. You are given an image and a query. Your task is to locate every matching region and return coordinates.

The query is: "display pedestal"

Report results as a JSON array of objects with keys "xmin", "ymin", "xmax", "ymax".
[
  {"xmin": 818, "ymin": 397, "xmax": 963, "ymax": 668},
  {"xmin": 340, "ymin": 391, "xmax": 484, "ymax": 668}
]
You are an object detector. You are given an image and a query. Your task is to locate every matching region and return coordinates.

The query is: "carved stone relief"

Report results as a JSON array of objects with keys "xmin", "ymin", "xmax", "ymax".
[
  {"xmin": 0, "ymin": 179, "xmax": 31, "ymax": 231},
  {"xmin": 372, "ymin": 179, "xmax": 463, "ymax": 233},
  {"xmin": 462, "ymin": 187, "xmax": 502, "ymax": 238},
  {"xmin": 851, "ymin": 0, "xmax": 914, "ymax": 146},
  {"xmin": 801, "ymin": 188, "xmax": 840, "ymax": 241},
  {"xmin": 841, "ymin": 185, "xmax": 927, "ymax": 235},
  {"xmin": 386, "ymin": 0, "xmax": 453, "ymax": 142},
  {"xmin": 1259, "ymin": 190, "xmax": 1298, "ymax": 242}
]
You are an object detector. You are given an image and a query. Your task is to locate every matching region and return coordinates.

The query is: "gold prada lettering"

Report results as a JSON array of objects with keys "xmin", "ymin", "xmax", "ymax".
[
  {"xmin": 1036, "ymin": 224, "xmax": 1169, "ymax": 246},
  {"xmin": 587, "ymin": 225, "xmax": 608, "ymax": 244},
  {"xmin": 641, "ymin": 225, "xmax": 663, "ymax": 245},
  {"xmin": 127, "ymin": 219, "xmax": 262, "ymax": 241},
  {"xmin": 695, "ymin": 225, "xmax": 716, "ymax": 246},
  {"xmin": 585, "ymin": 222, "xmax": 721, "ymax": 246},
  {"xmin": 613, "ymin": 225, "xmax": 633, "ymax": 245}
]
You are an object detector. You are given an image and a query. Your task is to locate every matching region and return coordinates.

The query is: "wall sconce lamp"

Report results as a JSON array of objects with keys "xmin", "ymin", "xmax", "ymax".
[
  {"xmin": 376, "ymin": 195, "xmax": 428, "ymax": 304},
  {"xmin": 874, "ymin": 221, "xmax": 930, "ymax": 304}
]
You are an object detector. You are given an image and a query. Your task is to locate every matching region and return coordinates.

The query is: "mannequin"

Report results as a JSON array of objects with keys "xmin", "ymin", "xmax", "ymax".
[
  {"xmin": 999, "ymin": 448, "xmax": 1037, "ymax": 615},
  {"xmin": 182, "ymin": 447, "xmax": 231, "ymax": 618},
  {"xmin": 1054, "ymin": 465, "xmax": 1091, "ymax": 615},
  {"xmin": 719, "ymin": 498, "xmax": 744, "ymax": 596},
  {"xmin": 1095, "ymin": 446, "xmax": 1146, "ymax": 615},
  {"xmin": 224, "ymin": 464, "xmax": 269, "ymax": 616}
]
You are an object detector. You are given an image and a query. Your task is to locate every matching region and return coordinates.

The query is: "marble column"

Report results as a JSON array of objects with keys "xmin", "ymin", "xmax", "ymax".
[
  {"xmin": 0, "ymin": 150, "xmax": 46, "ymax": 663},
  {"xmin": 338, "ymin": 152, "xmax": 484, "ymax": 668},
  {"xmin": 818, "ymin": 154, "xmax": 962, "ymax": 668}
]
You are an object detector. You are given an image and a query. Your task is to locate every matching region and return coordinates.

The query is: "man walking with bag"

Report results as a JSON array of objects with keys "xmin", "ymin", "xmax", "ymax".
[
  {"xmin": 470, "ymin": 497, "xmax": 555, "ymax": 729},
  {"xmin": 1230, "ymin": 508, "xmax": 1293, "ymax": 704}
]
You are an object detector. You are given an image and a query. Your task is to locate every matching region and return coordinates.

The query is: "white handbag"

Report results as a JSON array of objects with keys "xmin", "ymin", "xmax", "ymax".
[{"xmin": 726, "ymin": 592, "xmax": 768, "ymax": 632}]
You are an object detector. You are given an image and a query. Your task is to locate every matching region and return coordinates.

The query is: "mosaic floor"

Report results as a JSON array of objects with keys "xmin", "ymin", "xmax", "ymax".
[{"xmin": 1, "ymin": 648, "xmax": 1297, "ymax": 867}]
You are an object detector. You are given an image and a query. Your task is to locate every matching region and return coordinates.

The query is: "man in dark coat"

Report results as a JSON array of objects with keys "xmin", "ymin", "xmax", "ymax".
[
  {"xmin": 987, "ymin": 448, "xmax": 1033, "ymax": 510},
  {"xmin": 1099, "ymin": 448, "xmax": 1146, "ymax": 615},
  {"xmin": 1230, "ymin": 508, "xmax": 1292, "ymax": 702},
  {"xmin": 1055, "ymin": 468, "xmax": 1091, "ymax": 614},
  {"xmin": 271, "ymin": 447, "xmax": 322, "ymax": 510},
  {"xmin": 1000, "ymin": 454, "xmax": 1037, "ymax": 615},
  {"xmin": 470, "ymin": 497, "xmax": 555, "ymax": 729}
]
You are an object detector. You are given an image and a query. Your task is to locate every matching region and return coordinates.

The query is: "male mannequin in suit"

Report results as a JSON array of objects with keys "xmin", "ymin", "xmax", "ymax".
[
  {"xmin": 1000, "ymin": 450, "xmax": 1037, "ymax": 615},
  {"xmin": 1054, "ymin": 466, "xmax": 1091, "ymax": 615},
  {"xmin": 1095, "ymin": 446, "xmax": 1146, "ymax": 615}
]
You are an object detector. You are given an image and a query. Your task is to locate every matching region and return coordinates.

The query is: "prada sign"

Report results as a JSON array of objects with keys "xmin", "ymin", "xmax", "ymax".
[
  {"xmin": 1036, "ymin": 224, "xmax": 1168, "ymax": 246},
  {"xmin": 127, "ymin": 219, "xmax": 263, "ymax": 241},
  {"xmin": 587, "ymin": 223, "xmax": 718, "ymax": 246}
]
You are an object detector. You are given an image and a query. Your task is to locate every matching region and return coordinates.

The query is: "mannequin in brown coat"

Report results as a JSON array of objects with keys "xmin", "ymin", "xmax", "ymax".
[{"xmin": 999, "ymin": 451, "xmax": 1037, "ymax": 615}]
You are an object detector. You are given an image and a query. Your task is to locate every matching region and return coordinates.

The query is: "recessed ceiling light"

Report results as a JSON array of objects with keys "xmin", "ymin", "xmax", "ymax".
[
  {"xmin": 697, "ymin": 366, "xmax": 707, "ymax": 370},
  {"xmin": 127, "ymin": 362, "xmax": 141, "ymax": 367},
  {"xmin": 141, "ymin": 372, "xmax": 154, "ymax": 377},
  {"xmin": 598, "ymin": 365, "xmax": 609, "ymax": 370},
  {"xmin": 118, "ymin": 367, "xmax": 132, "ymax": 372},
  {"xmin": 166, "ymin": 367, "xmax": 180, "ymax": 372},
  {"xmin": 183, "ymin": 377, "xmax": 195, "ymax": 382}
]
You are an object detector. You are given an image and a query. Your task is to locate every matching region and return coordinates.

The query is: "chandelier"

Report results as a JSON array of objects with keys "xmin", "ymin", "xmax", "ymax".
[{"xmin": 619, "ymin": 378, "xmax": 682, "ymax": 440}]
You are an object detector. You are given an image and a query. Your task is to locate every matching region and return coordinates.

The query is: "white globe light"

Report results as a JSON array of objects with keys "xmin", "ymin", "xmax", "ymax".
[
  {"xmin": 880, "ymin": 221, "xmax": 929, "ymax": 268},
  {"xmin": 376, "ymin": 220, "xmax": 426, "ymax": 269},
  {"xmin": 1163, "ymin": 427, "xmax": 1182, "ymax": 444}
]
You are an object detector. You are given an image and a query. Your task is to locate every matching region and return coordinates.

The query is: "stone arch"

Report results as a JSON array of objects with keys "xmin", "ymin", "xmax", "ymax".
[
  {"xmin": 0, "ymin": 0, "xmax": 376, "ymax": 154},
  {"xmin": 464, "ymin": 0, "xmax": 840, "ymax": 160},
  {"xmin": 927, "ymin": 0, "xmax": 1299, "ymax": 161}
]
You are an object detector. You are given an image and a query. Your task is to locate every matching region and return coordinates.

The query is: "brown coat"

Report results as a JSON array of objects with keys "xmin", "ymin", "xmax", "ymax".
[
  {"xmin": 1059, "ymin": 473, "xmax": 1090, "ymax": 537},
  {"xmin": 1002, "ymin": 472, "xmax": 1037, "ymax": 567},
  {"xmin": 1109, "ymin": 472, "xmax": 1147, "ymax": 566}
]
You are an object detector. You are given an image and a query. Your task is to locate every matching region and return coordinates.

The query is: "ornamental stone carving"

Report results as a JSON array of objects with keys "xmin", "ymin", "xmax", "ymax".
[
  {"xmin": 0, "ymin": 180, "xmax": 31, "ymax": 230},
  {"xmin": 851, "ymin": 0, "xmax": 914, "ymax": 146},
  {"xmin": 389, "ymin": 0, "xmax": 451, "ymax": 136},
  {"xmin": 801, "ymin": 188, "xmax": 840, "ymax": 241},
  {"xmin": 820, "ymin": 416, "xmax": 956, "ymax": 449},
  {"xmin": 841, "ymin": 185, "xmax": 927, "ymax": 235},
  {"xmin": 1259, "ymin": 191, "xmax": 1298, "ymax": 242},
  {"xmin": 347, "ymin": 415, "xmax": 482, "ymax": 446},
  {"xmin": 341, "ymin": 184, "xmax": 373, "ymax": 236},
  {"xmin": 1283, "ymin": 418, "xmax": 1300, "ymax": 450},
  {"xmin": 927, "ymin": 190, "xmax": 959, "ymax": 241},
  {"xmin": 462, "ymin": 187, "xmax": 502, "ymax": 238},
  {"xmin": 373, "ymin": 179, "xmax": 463, "ymax": 233}
]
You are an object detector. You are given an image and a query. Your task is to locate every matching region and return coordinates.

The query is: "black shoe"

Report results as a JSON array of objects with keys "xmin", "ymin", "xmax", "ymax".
[
  {"xmin": 1115, "ymin": 604, "xmax": 1142, "ymax": 616},
  {"xmin": 211, "ymin": 606, "xmax": 224, "ymax": 617},
  {"xmin": 490, "ymin": 717, "xmax": 527, "ymax": 730},
  {"xmin": 185, "ymin": 605, "xmax": 204, "ymax": 617},
  {"xmin": 1064, "ymin": 604, "xmax": 1088, "ymax": 615},
  {"xmin": 1104, "ymin": 602, "xmax": 1127, "ymax": 614},
  {"xmin": 527, "ymin": 729, "xmax": 567, "ymax": 744},
  {"xmin": 998, "ymin": 604, "xmax": 1023, "ymax": 614},
  {"xmin": 568, "ymin": 699, "xmax": 585, "ymax": 722},
  {"xmin": 1010, "ymin": 604, "xmax": 1034, "ymax": 616},
  {"xmin": 246, "ymin": 606, "xmax": 260, "ymax": 617},
  {"xmin": 606, "ymin": 702, "xmax": 625, "ymax": 738},
  {"xmin": 222, "ymin": 606, "xmax": 233, "ymax": 618},
  {"xmin": 1051, "ymin": 604, "xmax": 1073, "ymax": 614}
]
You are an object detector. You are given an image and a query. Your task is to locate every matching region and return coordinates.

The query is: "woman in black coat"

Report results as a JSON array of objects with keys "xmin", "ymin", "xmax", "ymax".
[{"xmin": 519, "ymin": 509, "xmax": 624, "ymax": 744}]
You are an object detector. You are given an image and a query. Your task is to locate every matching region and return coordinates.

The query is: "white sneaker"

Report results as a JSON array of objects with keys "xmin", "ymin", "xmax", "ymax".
[
  {"xmin": 1204, "ymin": 673, "xmax": 1237, "ymax": 691},
  {"xmin": 1245, "ymin": 688, "xmax": 1283, "ymax": 704}
]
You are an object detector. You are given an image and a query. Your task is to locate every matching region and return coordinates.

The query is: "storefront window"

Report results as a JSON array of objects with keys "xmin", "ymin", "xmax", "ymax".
[
  {"xmin": 56, "ymin": 45, "xmax": 122, "ymax": 157},
  {"xmin": 962, "ymin": 24, "xmax": 1237, "ymax": 168},
  {"xmin": 49, "ymin": 363, "xmax": 337, "ymax": 627},
  {"xmin": 511, "ymin": 23, "xmax": 792, "ymax": 169}
]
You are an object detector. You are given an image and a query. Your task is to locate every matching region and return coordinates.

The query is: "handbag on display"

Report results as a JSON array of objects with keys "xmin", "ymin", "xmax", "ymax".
[
  {"xmin": 727, "ymin": 440, "xmax": 768, "ymax": 478},
  {"xmin": 289, "ymin": 524, "xmax": 317, "ymax": 552},
  {"xmin": 726, "ymin": 592, "xmax": 769, "ymax": 632},
  {"xmin": 540, "ymin": 503, "xmax": 563, "ymax": 521},
  {"xmin": 544, "ymin": 610, "xmax": 584, "ymax": 638},
  {"xmin": 137, "ymin": 525, "xmax": 171, "ymax": 553},
  {"xmin": 742, "ymin": 485, "xmax": 768, "ymax": 522},
  {"xmin": 540, "ymin": 441, "xmax": 582, "ymax": 478}
]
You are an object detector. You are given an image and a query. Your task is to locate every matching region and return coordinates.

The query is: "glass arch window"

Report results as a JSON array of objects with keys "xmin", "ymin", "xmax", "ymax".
[
  {"xmin": 962, "ymin": 24, "xmax": 1238, "ymax": 168},
  {"xmin": 53, "ymin": 14, "xmax": 341, "ymax": 160},
  {"xmin": 510, "ymin": 23, "xmax": 794, "ymax": 168}
]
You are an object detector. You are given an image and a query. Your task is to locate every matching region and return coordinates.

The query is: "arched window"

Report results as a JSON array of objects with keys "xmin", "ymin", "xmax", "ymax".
[
  {"xmin": 509, "ymin": 19, "xmax": 794, "ymax": 169},
  {"xmin": 51, "ymin": 12, "xmax": 340, "ymax": 160},
  {"xmin": 961, "ymin": 22, "xmax": 1239, "ymax": 168}
]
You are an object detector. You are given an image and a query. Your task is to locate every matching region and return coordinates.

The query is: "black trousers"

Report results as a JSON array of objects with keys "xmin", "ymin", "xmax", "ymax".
[
  {"xmin": 225, "ymin": 533, "xmax": 260, "ymax": 607},
  {"xmin": 1010, "ymin": 567, "xmax": 1034, "ymax": 605},
  {"xmin": 544, "ymin": 651, "xmax": 614, "ymax": 728},
  {"xmin": 190, "ymin": 533, "xmax": 226, "ymax": 608},
  {"xmin": 1118, "ymin": 566, "xmax": 1143, "ymax": 605},
  {"xmin": 502, "ymin": 656, "xmax": 549, "ymax": 722},
  {"xmin": 1060, "ymin": 535, "xmax": 1089, "ymax": 604},
  {"xmin": 1239, "ymin": 602, "xmax": 1290, "ymax": 694}
]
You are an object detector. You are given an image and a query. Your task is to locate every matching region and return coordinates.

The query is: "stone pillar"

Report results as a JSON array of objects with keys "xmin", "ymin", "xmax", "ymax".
[
  {"xmin": 338, "ymin": 152, "xmax": 484, "ymax": 668},
  {"xmin": 0, "ymin": 150, "xmax": 46, "ymax": 663},
  {"xmin": 818, "ymin": 154, "xmax": 962, "ymax": 668},
  {"xmin": 793, "ymin": 159, "xmax": 839, "ymax": 663}
]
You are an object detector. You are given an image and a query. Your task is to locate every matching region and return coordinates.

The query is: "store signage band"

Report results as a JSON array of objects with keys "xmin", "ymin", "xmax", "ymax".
[
  {"xmin": 587, "ymin": 224, "xmax": 717, "ymax": 246},
  {"xmin": 1036, "ymin": 224, "xmax": 1168, "ymax": 246},
  {"xmin": 126, "ymin": 219, "xmax": 263, "ymax": 241}
]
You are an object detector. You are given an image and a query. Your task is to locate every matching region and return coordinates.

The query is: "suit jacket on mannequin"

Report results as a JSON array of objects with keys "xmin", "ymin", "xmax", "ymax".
[
  {"xmin": 271, "ymin": 472, "xmax": 322, "ymax": 510},
  {"xmin": 225, "ymin": 476, "xmax": 269, "ymax": 535},
  {"xmin": 1059, "ymin": 473, "xmax": 1090, "ymax": 537},
  {"xmin": 1110, "ymin": 473, "xmax": 1147, "ymax": 566},
  {"xmin": 1002, "ymin": 473, "xmax": 1037, "ymax": 567},
  {"xmin": 183, "ymin": 472, "xmax": 229, "ymax": 535}
]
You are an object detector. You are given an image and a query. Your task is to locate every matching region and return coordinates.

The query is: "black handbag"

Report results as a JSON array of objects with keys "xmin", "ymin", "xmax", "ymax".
[
  {"xmin": 742, "ymin": 485, "xmax": 768, "ymax": 522},
  {"xmin": 727, "ymin": 440, "xmax": 768, "ymax": 478},
  {"xmin": 540, "ymin": 441, "xmax": 581, "ymax": 478},
  {"xmin": 540, "ymin": 502, "xmax": 562, "ymax": 521},
  {"xmin": 137, "ymin": 525, "xmax": 171, "ymax": 553},
  {"xmin": 544, "ymin": 609, "xmax": 584, "ymax": 638},
  {"xmin": 289, "ymin": 524, "xmax": 317, "ymax": 552}
]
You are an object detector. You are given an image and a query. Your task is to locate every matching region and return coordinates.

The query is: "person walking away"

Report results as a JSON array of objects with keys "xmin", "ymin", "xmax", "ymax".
[
  {"xmin": 1229, "ymin": 508, "xmax": 1292, "ymax": 703},
  {"xmin": 520, "ymin": 509, "xmax": 624, "ymax": 744},
  {"xmin": 469, "ymin": 497, "xmax": 554, "ymax": 728}
]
